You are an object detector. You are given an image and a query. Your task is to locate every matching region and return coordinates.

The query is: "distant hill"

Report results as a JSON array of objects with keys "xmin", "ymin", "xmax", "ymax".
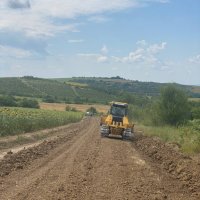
[
  {"xmin": 0, "ymin": 77, "xmax": 74, "ymax": 100},
  {"xmin": 0, "ymin": 76, "xmax": 115, "ymax": 104},
  {"xmin": 0, "ymin": 76, "xmax": 199, "ymax": 104},
  {"xmin": 56, "ymin": 77, "xmax": 200, "ymax": 98}
]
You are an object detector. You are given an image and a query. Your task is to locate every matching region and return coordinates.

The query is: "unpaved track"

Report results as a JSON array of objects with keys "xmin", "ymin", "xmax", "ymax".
[{"xmin": 0, "ymin": 117, "xmax": 199, "ymax": 200}]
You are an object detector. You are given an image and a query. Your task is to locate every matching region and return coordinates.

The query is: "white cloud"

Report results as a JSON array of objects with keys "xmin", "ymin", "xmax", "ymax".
[
  {"xmin": 147, "ymin": 42, "xmax": 167, "ymax": 54},
  {"xmin": 189, "ymin": 54, "xmax": 200, "ymax": 64},
  {"xmin": 0, "ymin": 45, "xmax": 32, "ymax": 58},
  {"xmin": 78, "ymin": 53, "xmax": 109, "ymax": 63},
  {"xmin": 152, "ymin": 0, "xmax": 169, "ymax": 3},
  {"xmin": 78, "ymin": 53, "xmax": 100, "ymax": 57},
  {"xmin": 141, "ymin": 0, "xmax": 170, "ymax": 4},
  {"xmin": 68, "ymin": 39, "xmax": 84, "ymax": 43},
  {"xmin": 31, "ymin": 0, "xmax": 135, "ymax": 18},
  {"xmin": 0, "ymin": 0, "xmax": 135, "ymax": 37},
  {"xmin": 79, "ymin": 40, "xmax": 168, "ymax": 69},
  {"xmin": 101, "ymin": 45, "xmax": 109, "ymax": 54},
  {"xmin": 7, "ymin": 0, "xmax": 31, "ymax": 9},
  {"xmin": 113, "ymin": 40, "xmax": 167, "ymax": 66},
  {"xmin": 97, "ymin": 55, "xmax": 109, "ymax": 63},
  {"xmin": 78, "ymin": 44, "xmax": 109, "ymax": 63},
  {"xmin": 0, "ymin": 0, "xmax": 169, "ymax": 38},
  {"xmin": 88, "ymin": 15, "xmax": 110, "ymax": 23},
  {"xmin": 0, "ymin": 10, "xmax": 78, "ymax": 38},
  {"xmin": 136, "ymin": 40, "xmax": 147, "ymax": 46}
]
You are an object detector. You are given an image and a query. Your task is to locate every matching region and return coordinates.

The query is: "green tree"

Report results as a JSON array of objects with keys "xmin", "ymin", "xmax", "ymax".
[
  {"xmin": 42, "ymin": 95, "xmax": 56, "ymax": 103},
  {"xmin": 0, "ymin": 95, "xmax": 17, "ymax": 107},
  {"xmin": 86, "ymin": 107, "xmax": 97, "ymax": 114},
  {"xmin": 19, "ymin": 98, "xmax": 40, "ymax": 109},
  {"xmin": 158, "ymin": 85, "xmax": 190, "ymax": 125}
]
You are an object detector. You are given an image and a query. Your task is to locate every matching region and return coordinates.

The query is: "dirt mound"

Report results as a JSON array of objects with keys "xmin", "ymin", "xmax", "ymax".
[
  {"xmin": 134, "ymin": 134, "xmax": 200, "ymax": 198},
  {"xmin": 0, "ymin": 119, "xmax": 87, "ymax": 177}
]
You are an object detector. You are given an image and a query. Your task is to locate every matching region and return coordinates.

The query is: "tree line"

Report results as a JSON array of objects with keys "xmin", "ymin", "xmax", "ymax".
[
  {"xmin": 128, "ymin": 85, "xmax": 200, "ymax": 126},
  {"xmin": 0, "ymin": 95, "xmax": 39, "ymax": 109}
]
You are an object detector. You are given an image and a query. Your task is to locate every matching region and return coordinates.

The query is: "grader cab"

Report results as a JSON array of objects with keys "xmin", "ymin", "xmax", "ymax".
[{"xmin": 100, "ymin": 102, "xmax": 134, "ymax": 139}]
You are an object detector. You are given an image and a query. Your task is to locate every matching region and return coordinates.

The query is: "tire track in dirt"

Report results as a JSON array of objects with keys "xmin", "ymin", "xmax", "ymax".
[
  {"xmin": 0, "ymin": 117, "xmax": 92, "ymax": 199},
  {"xmin": 0, "ymin": 117, "xmax": 199, "ymax": 200}
]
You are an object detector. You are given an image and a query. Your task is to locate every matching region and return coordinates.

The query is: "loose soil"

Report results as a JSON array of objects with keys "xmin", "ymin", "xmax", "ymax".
[
  {"xmin": 0, "ymin": 117, "xmax": 199, "ymax": 200},
  {"xmin": 0, "ymin": 121, "xmax": 82, "ymax": 155}
]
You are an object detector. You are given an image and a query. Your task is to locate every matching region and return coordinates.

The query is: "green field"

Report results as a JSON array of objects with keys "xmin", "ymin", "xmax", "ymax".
[{"xmin": 0, "ymin": 107, "xmax": 83, "ymax": 136}]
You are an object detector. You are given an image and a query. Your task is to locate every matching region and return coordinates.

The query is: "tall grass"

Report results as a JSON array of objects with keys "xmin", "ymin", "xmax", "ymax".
[
  {"xmin": 137, "ymin": 120, "xmax": 200, "ymax": 154},
  {"xmin": 0, "ymin": 107, "xmax": 84, "ymax": 136}
]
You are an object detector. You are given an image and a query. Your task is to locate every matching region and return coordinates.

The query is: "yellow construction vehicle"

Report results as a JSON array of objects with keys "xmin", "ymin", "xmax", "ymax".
[{"xmin": 100, "ymin": 102, "xmax": 134, "ymax": 139}]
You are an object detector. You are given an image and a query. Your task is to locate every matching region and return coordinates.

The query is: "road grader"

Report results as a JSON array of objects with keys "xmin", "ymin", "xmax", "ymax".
[{"xmin": 100, "ymin": 102, "xmax": 134, "ymax": 139}]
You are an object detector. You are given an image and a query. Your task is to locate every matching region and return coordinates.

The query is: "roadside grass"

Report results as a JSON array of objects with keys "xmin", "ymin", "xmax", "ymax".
[
  {"xmin": 0, "ymin": 107, "xmax": 83, "ymax": 137},
  {"xmin": 137, "ymin": 121, "xmax": 200, "ymax": 154},
  {"xmin": 15, "ymin": 135, "xmax": 33, "ymax": 145},
  {"xmin": 32, "ymin": 133, "xmax": 49, "ymax": 141}
]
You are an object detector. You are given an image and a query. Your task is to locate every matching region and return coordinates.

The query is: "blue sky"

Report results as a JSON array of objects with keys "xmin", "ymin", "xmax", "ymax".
[{"xmin": 0, "ymin": 0, "xmax": 199, "ymax": 85}]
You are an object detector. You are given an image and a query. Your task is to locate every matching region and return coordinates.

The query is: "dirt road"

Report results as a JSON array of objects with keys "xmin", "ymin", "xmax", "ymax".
[{"xmin": 0, "ymin": 117, "xmax": 200, "ymax": 200}]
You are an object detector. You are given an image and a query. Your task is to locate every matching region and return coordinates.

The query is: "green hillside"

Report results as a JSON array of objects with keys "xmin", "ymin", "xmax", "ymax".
[
  {"xmin": 0, "ymin": 77, "xmax": 75, "ymax": 101},
  {"xmin": 0, "ymin": 76, "xmax": 199, "ymax": 104},
  {"xmin": 61, "ymin": 77, "xmax": 200, "ymax": 98},
  {"xmin": 0, "ymin": 76, "xmax": 116, "ymax": 104}
]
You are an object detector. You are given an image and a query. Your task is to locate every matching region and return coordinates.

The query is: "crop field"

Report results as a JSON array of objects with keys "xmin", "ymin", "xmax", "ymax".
[
  {"xmin": 192, "ymin": 86, "xmax": 200, "ymax": 94},
  {"xmin": 40, "ymin": 102, "xmax": 109, "ymax": 113},
  {"xmin": 189, "ymin": 98, "xmax": 200, "ymax": 102},
  {"xmin": 64, "ymin": 81, "xmax": 88, "ymax": 87},
  {"xmin": 0, "ymin": 107, "xmax": 83, "ymax": 136}
]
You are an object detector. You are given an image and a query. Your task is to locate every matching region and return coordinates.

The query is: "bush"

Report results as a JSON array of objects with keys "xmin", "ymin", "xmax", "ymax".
[
  {"xmin": 157, "ymin": 86, "xmax": 190, "ymax": 125},
  {"xmin": 0, "ymin": 95, "xmax": 17, "ymax": 107},
  {"xmin": 42, "ymin": 95, "xmax": 56, "ymax": 103},
  {"xmin": 71, "ymin": 107, "xmax": 78, "ymax": 112},
  {"xmin": 86, "ymin": 107, "xmax": 97, "ymax": 114},
  {"xmin": 0, "ymin": 95, "xmax": 40, "ymax": 109},
  {"xmin": 19, "ymin": 98, "xmax": 40, "ymax": 109},
  {"xmin": 128, "ymin": 86, "xmax": 192, "ymax": 126},
  {"xmin": 65, "ymin": 105, "xmax": 71, "ymax": 111},
  {"xmin": 191, "ymin": 107, "xmax": 200, "ymax": 119},
  {"xmin": 65, "ymin": 106, "xmax": 77, "ymax": 112}
]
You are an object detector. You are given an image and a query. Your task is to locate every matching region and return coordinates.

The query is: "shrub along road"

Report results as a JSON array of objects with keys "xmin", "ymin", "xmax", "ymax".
[{"xmin": 0, "ymin": 117, "xmax": 199, "ymax": 200}]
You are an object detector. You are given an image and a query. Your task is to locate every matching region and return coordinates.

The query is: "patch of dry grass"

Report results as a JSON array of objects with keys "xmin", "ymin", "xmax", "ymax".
[
  {"xmin": 40, "ymin": 103, "xmax": 109, "ymax": 113},
  {"xmin": 189, "ymin": 98, "xmax": 200, "ymax": 102},
  {"xmin": 192, "ymin": 86, "xmax": 200, "ymax": 94}
]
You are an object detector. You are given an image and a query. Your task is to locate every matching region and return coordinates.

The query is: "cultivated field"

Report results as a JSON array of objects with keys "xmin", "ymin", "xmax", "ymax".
[
  {"xmin": 0, "ymin": 107, "xmax": 83, "ymax": 136},
  {"xmin": 189, "ymin": 98, "xmax": 200, "ymax": 102},
  {"xmin": 40, "ymin": 102, "xmax": 110, "ymax": 113}
]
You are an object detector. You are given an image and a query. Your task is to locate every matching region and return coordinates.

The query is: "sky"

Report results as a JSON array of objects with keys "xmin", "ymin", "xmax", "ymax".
[{"xmin": 0, "ymin": 0, "xmax": 199, "ymax": 85}]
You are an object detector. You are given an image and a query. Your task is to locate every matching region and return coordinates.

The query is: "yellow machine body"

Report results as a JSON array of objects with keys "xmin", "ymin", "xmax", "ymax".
[{"xmin": 100, "ymin": 102, "xmax": 134, "ymax": 138}]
